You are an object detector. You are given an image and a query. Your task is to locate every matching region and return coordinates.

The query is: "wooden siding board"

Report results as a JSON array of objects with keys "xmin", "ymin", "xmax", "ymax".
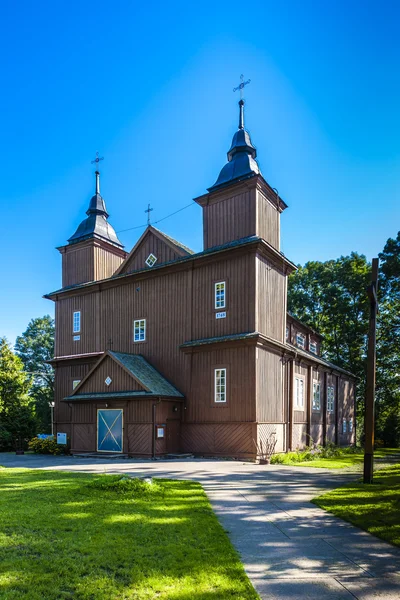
[
  {"xmin": 118, "ymin": 231, "xmax": 182, "ymax": 275},
  {"xmin": 256, "ymin": 347, "xmax": 285, "ymax": 423},
  {"xmin": 256, "ymin": 255, "xmax": 286, "ymax": 342}
]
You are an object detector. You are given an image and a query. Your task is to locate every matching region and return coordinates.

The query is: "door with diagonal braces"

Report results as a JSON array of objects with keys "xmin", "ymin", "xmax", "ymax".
[{"xmin": 97, "ymin": 409, "xmax": 123, "ymax": 453}]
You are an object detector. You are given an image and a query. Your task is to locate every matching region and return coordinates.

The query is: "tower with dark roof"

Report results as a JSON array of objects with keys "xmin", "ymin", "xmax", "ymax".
[
  {"xmin": 195, "ymin": 99, "xmax": 287, "ymax": 251},
  {"xmin": 58, "ymin": 170, "xmax": 127, "ymax": 287}
]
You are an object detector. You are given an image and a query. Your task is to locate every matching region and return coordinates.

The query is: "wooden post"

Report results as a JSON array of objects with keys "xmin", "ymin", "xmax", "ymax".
[
  {"xmin": 323, "ymin": 372, "xmax": 328, "ymax": 446},
  {"xmin": 364, "ymin": 258, "xmax": 379, "ymax": 484},
  {"xmin": 307, "ymin": 365, "xmax": 312, "ymax": 444},
  {"xmin": 288, "ymin": 359, "xmax": 294, "ymax": 450},
  {"xmin": 335, "ymin": 375, "xmax": 340, "ymax": 446}
]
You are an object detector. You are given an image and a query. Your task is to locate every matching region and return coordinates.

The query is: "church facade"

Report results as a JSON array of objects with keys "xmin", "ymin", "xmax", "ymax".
[{"xmin": 46, "ymin": 99, "xmax": 356, "ymax": 458}]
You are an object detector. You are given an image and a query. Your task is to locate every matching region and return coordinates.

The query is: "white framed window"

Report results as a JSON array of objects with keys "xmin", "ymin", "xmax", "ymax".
[
  {"xmin": 133, "ymin": 319, "xmax": 146, "ymax": 342},
  {"xmin": 294, "ymin": 375, "xmax": 305, "ymax": 410},
  {"xmin": 145, "ymin": 253, "xmax": 157, "ymax": 267},
  {"xmin": 309, "ymin": 341, "xmax": 317, "ymax": 354},
  {"xmin": 215, "ymin": 282, "xmax": 226, "ymax": 309},
  {"xmin": 313, "ymin": 381, "xmax": 321, "ymax": 410},
  {"xmin": 214, "ymin": 368, "xmax": 227, "ymax": 403},
  {"xmin": 73, "ymin": 311, "xmax": 81, "ymax": 333},
  {"xmin": 349, "ymin": 418, "xmax": 353, "ymax": 433},
  {"xmin": 296, "ymin": 333, "xmax": 305, "ymax": 349},
  {"xmin": 343, "ymin": 419, "xmax": 347, "ymax": 433},
  {"xmin": 327, "ymin": 386, "xmax": 335, "ymax": 413},
  {"xmin": 72, "ymin": 379, "xmax": 81, "ymax": 390}
]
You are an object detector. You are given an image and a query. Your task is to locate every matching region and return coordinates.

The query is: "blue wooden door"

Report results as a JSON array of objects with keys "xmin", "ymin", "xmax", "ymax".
[{"xmin": 97, "ymin": 409, "xmax": 123, "ymax": 452}]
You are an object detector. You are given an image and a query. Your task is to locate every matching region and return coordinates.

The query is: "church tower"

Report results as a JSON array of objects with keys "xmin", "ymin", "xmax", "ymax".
[
  {"xmin": 194, "ymin": 98, "xmax": 287, "ymax": 251},
  {"xmin": 58, "ymin": 169, "xmax": 127, "ymax": 287}
]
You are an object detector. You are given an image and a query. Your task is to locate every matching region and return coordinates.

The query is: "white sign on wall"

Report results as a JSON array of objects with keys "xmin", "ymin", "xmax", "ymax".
[
  {"xmin": 216, "ymin": 312, "xmax": 226, "ymax": 319},
  {"xmin": 57, "ymin": 432, "xmax": 67, "ymax": 445}
]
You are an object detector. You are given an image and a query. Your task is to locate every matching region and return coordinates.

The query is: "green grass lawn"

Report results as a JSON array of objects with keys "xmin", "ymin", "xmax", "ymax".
[
  {"xmin": 295, "ymin": 447, "xmax": 400, "ymax": 469},
  {"xmin": 0, "ymin": 469, "xmax": 259, "ymax": 600},
  {"xmin": 313, "ymin": 463, "xmax": 400, "ymax": 547}
]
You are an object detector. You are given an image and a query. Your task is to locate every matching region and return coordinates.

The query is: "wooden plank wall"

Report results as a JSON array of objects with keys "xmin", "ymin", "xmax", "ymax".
[
  {"xmin": 256, "ymin": 347, "xmax": 285, "ymax": 422},
  {"xmin": 77, "ymin": 357, "xmax": 144, "ymax": 394},
  {"xmin": 203, "ymin": 188, "xmax": 256, "ymax": 249},
  {"xmin": 67, "ymin": 399, "xmax": 181, "ymax": 455},
  {"xmin": 256, "ymin": 255, "xmax": 286, "ymax": 342},
  {"xmin": 181, "ymin": 422, "xmax": 255, "ymax": 457},
  {"xmin": 256, "ymin": 190, "xmax": 280, "ymax": 250},
  {"xmin": 55, "ymin": 251, "xmax": 257, "ymax": 401},
  {"xmin": 118, "ymin": 232, "xmax": 182, "ymax": 275},
  {"xmin": 188, "ymin": 346, "xmax": 256, "ymax": 423}
]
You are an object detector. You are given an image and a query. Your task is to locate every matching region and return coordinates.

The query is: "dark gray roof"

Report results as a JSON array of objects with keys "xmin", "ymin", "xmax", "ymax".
[
  {"xmin": 152, "ymin": 226, "xmax": 194, "ymax": 255},
  {"xmin": 286, "ymin": 343, "xmax": 356, "ymax": 379},
  {"xmin": 208, "ymin": 100, "xmax": 261, "ymax": 192},
  {"xmin": 45, "ymin": 235, "xmax": 273, "ymax": 297},
  {"xmin": 181, "ymin": 332, "xmax": 258, "ymax": 348},
  {"xmin": 109, "ymin": 352, "xmax": 183, "ymax": 397},
  {"xmin": 63, "ymin": 391, "xmax": 183, "ymax": 402},
  {"xmin": 68, "ymin": 172, "xmax": 124, "ymax": 249},
  {"xmin": 63, "ymin": 352, "xmax": 183, "ymax": 401}
]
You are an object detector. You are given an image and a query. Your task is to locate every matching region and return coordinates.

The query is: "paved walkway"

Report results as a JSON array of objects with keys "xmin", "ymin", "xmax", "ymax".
[{"xmin": 2, "ymin": 453, "xmax": 400, "ymax": 599}]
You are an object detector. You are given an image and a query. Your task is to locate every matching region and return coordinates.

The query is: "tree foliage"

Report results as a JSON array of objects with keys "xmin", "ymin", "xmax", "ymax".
[
  {"xmin": 377, "ymin": 233, "xmax": 400, "ymax": 445},
  {"xmin": 15, "ymin": 315, "xmax": 55, "ymax": 433},
  {"xmin": 0, "ymin": 337, "xmax": 36, "ymax": 449},
  {"xmin": 288, "ymin": 239, "xmax": 400, "ymax": 446}
]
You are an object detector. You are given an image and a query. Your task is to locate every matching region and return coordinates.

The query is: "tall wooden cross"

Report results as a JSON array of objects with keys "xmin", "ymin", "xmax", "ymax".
[
  {"xmin": 233, "ymin": 74, "xmax": 251, "ymax": 99},
  {"xmin": 91, "ymin": 151, "xmax": 104, "ymax": 168},
  {"xmin": 364, "ymin": 257, "xmax": 379, "ymax": 484},
  {"xmin": 145, "ymin": 203, "xmax": 153, "ymax": 225}
]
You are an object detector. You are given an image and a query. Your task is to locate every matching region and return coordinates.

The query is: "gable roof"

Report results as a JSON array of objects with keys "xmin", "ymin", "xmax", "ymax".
[
  {"xmin": 65, "ymin": 350, "xmax": 183, "ymax": 401},
  {"xmin": 114, "ymin": 225, "xmax": 194, "ymax": 276}
]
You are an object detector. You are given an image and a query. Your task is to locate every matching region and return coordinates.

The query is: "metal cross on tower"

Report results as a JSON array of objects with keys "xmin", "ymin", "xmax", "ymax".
[
  {"xmin": 91, "ymin": 151, "xmax": 104, "ymax": 167},
  {"xmin": 145, "ymin": 203, "xmax": 153, "ymax": 225},
  {"xmin": 233, "ymin": 74, "xmax": 251, "ymax": 99}
]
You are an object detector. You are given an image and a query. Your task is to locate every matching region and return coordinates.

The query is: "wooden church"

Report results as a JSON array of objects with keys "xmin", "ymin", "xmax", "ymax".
[{"xmin": 46, "ymin": 98, "xmax": 356, "ymax": 458}]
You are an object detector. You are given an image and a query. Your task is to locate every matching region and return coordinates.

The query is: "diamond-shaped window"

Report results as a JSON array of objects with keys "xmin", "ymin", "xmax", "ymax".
[
  {"xmin": 105, "ymin": 376, "xmax": 112, "ymax": 386},
  {"xmin": 145, "ymin": 253, "xmax": 157, "ymax": 267}
]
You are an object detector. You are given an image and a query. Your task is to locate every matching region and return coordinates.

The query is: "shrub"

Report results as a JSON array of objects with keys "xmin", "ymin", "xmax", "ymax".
[
  {"xmin": 28, "ymin": 436, "xmax": 68, "ymax": 455},
  {"xmin": 88, "ymin": 474, "xmax": 162, "ymax": 497}
]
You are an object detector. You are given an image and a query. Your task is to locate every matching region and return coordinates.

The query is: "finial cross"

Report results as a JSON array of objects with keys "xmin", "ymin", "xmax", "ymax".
[
  {"xmin": 233, "ymin": 74, "xmax": 251, "ymax": 100},
  {"xmin": 145, "ymin": 203, "xmax": 153, "ymax": 225},
  {"xmin": 91, "ymin": 151, "xmax": 104, "ymax": 168}
]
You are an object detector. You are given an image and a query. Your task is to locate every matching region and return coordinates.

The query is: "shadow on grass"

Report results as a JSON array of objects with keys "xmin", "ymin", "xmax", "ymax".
[{"xmin": 0, "ymin": 469, "xmax": 258, "ymax": 600}]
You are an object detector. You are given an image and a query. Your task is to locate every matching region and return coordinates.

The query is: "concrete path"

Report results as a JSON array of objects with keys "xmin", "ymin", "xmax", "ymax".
[{"xmin": 2, "ymin": 453, "xmax": 400, "ymax": 599}]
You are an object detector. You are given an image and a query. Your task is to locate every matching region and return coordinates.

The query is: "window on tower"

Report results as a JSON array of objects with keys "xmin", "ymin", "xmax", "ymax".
[
  {"xmin": 73, "ymin": 311, "xmax": 81, "ymax": 334},
  {"xmin": 215, "ymin": 282, "xmax": 226, "ymax": 309}
]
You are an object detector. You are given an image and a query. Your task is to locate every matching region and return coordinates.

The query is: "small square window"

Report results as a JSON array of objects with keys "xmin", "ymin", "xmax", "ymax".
[
  {"xmin": 215, "ymin": 282, "xmax": 226, "ymax": 309},
  {"xmin": 73, "ymin": 311, "xmax": 81, "ymax": 334},
  {"xmin": 296, "ymin": 333, "xmax": 305, "ymax": 349},
  {"xmin": 134, "ymin": 319, "xmax": 146, "ymax": 342},
  {"xmin": 309, "ymin": 341, "xmax": 317, "ymax": 354},
  {"xmin": 145, "ymin": 253, "xmax": 157, "ymax": 267},
  {"xmin": 105, "ymin": 377, "xmax": 112, "ymax": 386},
  {"xmin": 72, "ymin": 379, "xmax": 81, "ymax": 390},
  {"xmin": 215, "ymin": 368, "xmax": 227, "ymax": 403},
  {"xmin": 313, "ymin": 381, "xmax": 321, "ymax": 410}
]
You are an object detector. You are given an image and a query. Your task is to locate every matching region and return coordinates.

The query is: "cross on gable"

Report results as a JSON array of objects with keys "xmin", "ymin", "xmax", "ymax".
[{"xmin": 145, "ymin": 203, "xmax": 153, "ymax": 225}]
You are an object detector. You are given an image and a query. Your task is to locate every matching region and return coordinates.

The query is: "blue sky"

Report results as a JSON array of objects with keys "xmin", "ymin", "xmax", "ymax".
[{"xmin": 1, "ymin": 0, "xmax": 399, "ymax": 344}]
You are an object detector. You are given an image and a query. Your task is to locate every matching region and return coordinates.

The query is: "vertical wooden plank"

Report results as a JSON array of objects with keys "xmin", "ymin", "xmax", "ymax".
[
  {"xmin": 323, "ymin": 371, "xmax": 328, "ymax": 446},
  {"xmin": 307, "ymin": 365, "xmax": 312, "ymax": 443},
  {"xmin": 288, "ymin": 359, "xmax": 294, "ymax": 450}
]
